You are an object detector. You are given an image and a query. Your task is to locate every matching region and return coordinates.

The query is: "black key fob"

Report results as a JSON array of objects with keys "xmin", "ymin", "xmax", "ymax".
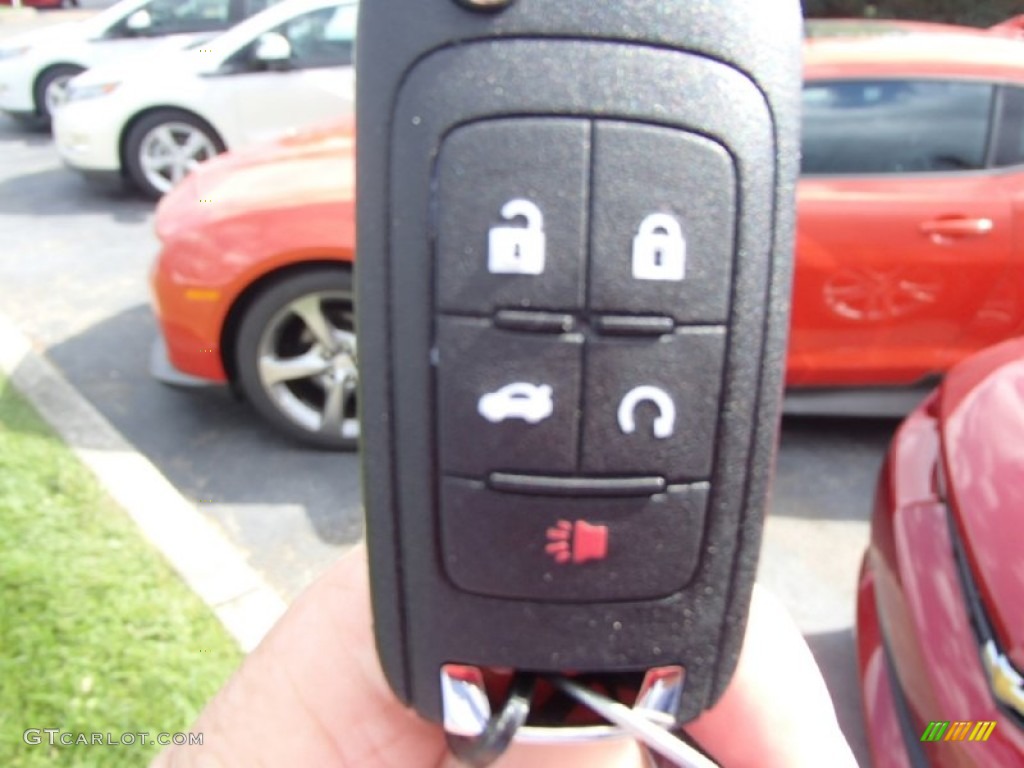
[{"xmin": 356, "ymin": 0, "xmax": 802, "ymax": 736}]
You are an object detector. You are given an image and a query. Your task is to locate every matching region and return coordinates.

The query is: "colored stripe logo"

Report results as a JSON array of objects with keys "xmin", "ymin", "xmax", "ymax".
[{"xmin": 921, "ymin": 721, "xmax": 996, "ymax": 742}]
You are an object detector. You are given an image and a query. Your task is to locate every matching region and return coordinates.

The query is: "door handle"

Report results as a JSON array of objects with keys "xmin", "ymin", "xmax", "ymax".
[{"xmin": 920, "ymin": 217, "xmax": 994, "ymax": 240}]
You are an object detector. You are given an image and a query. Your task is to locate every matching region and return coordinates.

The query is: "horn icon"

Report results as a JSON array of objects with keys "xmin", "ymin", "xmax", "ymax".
[{"xmin": 545, "ymin": 519, "xmax": 609, "ymax": 565}]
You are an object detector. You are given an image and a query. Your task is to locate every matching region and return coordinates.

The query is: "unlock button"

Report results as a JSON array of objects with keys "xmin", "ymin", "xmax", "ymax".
[
  {"xmin": 488, "ymin": 199, "xmax": 546, "ymax": 275},
  {"xmin": 436, "ymin": 118, "xmax": 589, "ymax": 314}
]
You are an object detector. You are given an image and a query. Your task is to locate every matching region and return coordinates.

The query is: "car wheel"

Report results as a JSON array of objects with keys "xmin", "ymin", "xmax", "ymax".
[
  {"xmin": 34, "ymin": 65, "xmax": 83, "ymax": 121},
  {"xmin": 124, "ymin": 110, "xmax": 224, "ymax": 199},
  {"xmin": 235, "ymin": 268, "xmax": 358, "ymax": 450}
]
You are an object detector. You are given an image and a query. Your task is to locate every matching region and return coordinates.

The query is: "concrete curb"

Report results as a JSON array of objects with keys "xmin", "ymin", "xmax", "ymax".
[{"xmin": 0, "ymin": 312, "xmax": 286, "ymax": 652}]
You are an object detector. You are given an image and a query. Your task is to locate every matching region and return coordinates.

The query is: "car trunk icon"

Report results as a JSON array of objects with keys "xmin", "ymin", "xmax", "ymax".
[{"xmin": 478, "ymin": 383, "xmax": 554, "ymax": 424}]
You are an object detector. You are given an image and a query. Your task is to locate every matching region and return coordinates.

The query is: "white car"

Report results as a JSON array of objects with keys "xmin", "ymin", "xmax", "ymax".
[
  {"xmin": 54, "ymin": 0, "xmax": 356, "ymax": 198},
  {"xmin": 0, "ymin": 0, "xmax": 281, "ymax": 124}
]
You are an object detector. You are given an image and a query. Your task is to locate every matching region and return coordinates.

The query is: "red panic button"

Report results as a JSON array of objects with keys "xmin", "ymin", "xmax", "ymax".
[
  {"xmin": 545, "ymin": 519, "xmax": 608, "ymax": 565},
  {"xmin": 440, "ymin": 478, "xmax": 708, "ymax": 603}
]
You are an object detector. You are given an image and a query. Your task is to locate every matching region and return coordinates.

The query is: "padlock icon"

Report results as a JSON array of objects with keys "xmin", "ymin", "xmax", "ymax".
[
  {"xmin": 487, "ymin": 198, "xmax": 546, "ymax": 275},
  {"xmin": 631, "ymin": 213, "xmax": 686, "ymax": 282}
]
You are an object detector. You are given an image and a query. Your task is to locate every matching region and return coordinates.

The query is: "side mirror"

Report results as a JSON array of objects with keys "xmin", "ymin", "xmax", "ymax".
[
  {"xmin": 125, "ymin": 9, "xmax": 153, "ymax": 34},
  {"xmin": 253, "ymin": 32, "xmax": 292, "ymax": 68}
]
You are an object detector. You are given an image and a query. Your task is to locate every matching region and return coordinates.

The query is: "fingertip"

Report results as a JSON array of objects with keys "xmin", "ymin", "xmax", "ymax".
[{"xmin": 684, "ymin": 584, "xmax": 856, "ymax": 768}]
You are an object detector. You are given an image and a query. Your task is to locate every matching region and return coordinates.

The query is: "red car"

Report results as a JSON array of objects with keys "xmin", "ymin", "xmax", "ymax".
[
  {"xmin": 150, "ymin": 119, "xmax": 357, "ymax": 447},
  {"xmin": 856, "ymin": 335, "xmax": 1024, "ymax": 767},
  {"xmin": 151, "ymin": 20, "xmax": 1024, "ymax": 447},
  {"xmin": 790, "ymin": 20, "xmax": 1024, "ymax": 413},
  {"xmin": 990, "ymin": 15, "xmax": 1024, "ymax": 39}
]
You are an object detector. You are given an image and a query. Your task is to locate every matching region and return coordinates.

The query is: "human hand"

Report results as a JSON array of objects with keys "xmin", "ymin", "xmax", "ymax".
[{"xmin": 151, "ymin": 543, "xmax": 857, "ymax": 768}]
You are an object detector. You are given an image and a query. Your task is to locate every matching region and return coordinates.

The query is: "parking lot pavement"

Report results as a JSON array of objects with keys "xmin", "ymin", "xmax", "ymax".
[
  {"xmin": 764, "ymin": 416, "xmax": 895, "ymax": 764},
  {"xmin": 44, "ymin": 305, "xmax": 363, "ymax": 598},
  {"xmin": 0, "ymin": 111, "xmax": 890, "ymax": 763},
  {"xmin": 0, "ymin": 114, "xmax": 358, "ymax": 600}
]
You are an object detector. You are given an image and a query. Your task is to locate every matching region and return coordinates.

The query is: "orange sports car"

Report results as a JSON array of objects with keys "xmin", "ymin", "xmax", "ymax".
[{"xmin": 151, "ymin": 20, "xmax": 1024, "ymax": 448}]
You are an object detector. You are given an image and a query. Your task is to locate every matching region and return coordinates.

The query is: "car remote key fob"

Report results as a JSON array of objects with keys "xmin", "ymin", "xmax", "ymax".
[{"xmin": 356, "ymin": 0, "xmax": 803, "ymax": 735}]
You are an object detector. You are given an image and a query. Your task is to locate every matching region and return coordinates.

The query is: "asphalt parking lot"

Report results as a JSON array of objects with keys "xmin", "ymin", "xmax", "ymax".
[
  {"xmin": 0, "ymin": 107, "xmax": 895, "ymax": 763},
  {"xmin": 0, "ymin": 10, "xmax": 901, "ymax": 763},
  {"xmin": 0, "ymin": 112, "xmax": 362, "ymax": 597}
]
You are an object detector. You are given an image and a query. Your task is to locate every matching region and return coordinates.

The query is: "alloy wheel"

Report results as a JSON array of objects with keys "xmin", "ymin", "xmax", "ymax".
[
  {"xmin": 255, "ymin": 291, "xmax": 359, "ymax": 441},
  {"xmin": 138, "ymin": 121, "xmax": 219, "ymax": 194},
  {"xmin": 43, "ymin": 73, "xmax": 75, "ymax": 116}
]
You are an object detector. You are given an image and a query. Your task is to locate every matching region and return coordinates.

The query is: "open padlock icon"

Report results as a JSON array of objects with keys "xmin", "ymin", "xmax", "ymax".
[
  {"xmin": 487, "ymin": 198, "xmax": 546, "ymax": 275},
  {"xmin": 631, "ymin": 213, "xmax": 686, "ymax": 281}
]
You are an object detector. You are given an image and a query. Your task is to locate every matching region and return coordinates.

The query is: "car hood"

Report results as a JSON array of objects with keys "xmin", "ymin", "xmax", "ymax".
[
  {"xmin": 990, "ymin": 14, "xmax": 1024, "ymax": 39},
  {"xmin": 155, "ymin": 119, "xmax": 353, "ymax": 240},
  {"xmin": 72, "ymin": 44, "xmax": 208, "ymax": 87},
  {"xmin": 0, "ymin": 20, "xmax": 88, "ymax": 52},
  {"xmin": 939, "ymin": 337, "xmax": 1024, "ymax": 671}
]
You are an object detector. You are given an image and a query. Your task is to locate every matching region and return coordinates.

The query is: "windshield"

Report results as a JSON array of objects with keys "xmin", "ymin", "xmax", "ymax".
[
  {"xmin": 204, "ymin": 0, "xmax": 357, "ymax": 62},
  {"xmin": 80, "ymin": 0, "xmax": 150, "ymax": 36}
]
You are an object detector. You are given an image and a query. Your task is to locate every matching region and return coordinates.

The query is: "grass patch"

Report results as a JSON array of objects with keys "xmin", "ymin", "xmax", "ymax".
[{"xmin": 0, "ymin": 374, "xmax": 242, "ymax": 766}]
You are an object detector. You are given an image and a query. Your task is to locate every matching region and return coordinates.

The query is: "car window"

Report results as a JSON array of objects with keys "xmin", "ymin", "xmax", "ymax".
[
  {"xmin": 801, "ymin": 79, "xmax": 994, "ymax": 175},
  {"xmin": 994, "ymin": 86, "xmax": 1024, "ymax": 168},
  {"xmin": 248, "ymin": 0, "xmax": 285, "ymax": 12},
  {"xmin": 140, "ymin": 0, "xmax": 232, "ymax": 34},
  {"xmin": 273, "ymin": 5, "xmax": 356, "ymax": 69}
]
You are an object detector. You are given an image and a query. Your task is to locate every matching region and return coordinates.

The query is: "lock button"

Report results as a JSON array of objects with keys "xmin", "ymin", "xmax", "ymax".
[
  {"xmin": 632, "ymin": 213, "xmax": 686, "ymax": 281},
  {"xmin": 436, "ymin": 118, "xmax": 589, "ymax": 315},
  {"xmin": 589, "ymin": 121, "xmax": 736, "ymax": 323}
]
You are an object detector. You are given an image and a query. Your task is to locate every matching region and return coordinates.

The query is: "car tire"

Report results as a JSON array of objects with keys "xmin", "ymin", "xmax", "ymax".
[
  {"xmin": 235, "ymin": 268, "xmax": 358, "ymax": 451},
  {"xmin": 123, "ymin": 109, "xmax": 224, "ymax": 200},
  {"xmin": 33, "ymin": 64, "xmax": 83, "ymax": 122}
]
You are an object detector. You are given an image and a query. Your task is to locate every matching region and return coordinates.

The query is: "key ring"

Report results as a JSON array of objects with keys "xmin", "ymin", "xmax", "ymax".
[
  {"xmin": 446, "ymin": 673, "xmax": 536, "ymax": 767},
  {"xmin": 553, "ymin": 677, "xmax": 720, "ymax": 768},
  {"xmin": 444, "ymin": 671, "xmax": 720, "ymax": 768}
]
